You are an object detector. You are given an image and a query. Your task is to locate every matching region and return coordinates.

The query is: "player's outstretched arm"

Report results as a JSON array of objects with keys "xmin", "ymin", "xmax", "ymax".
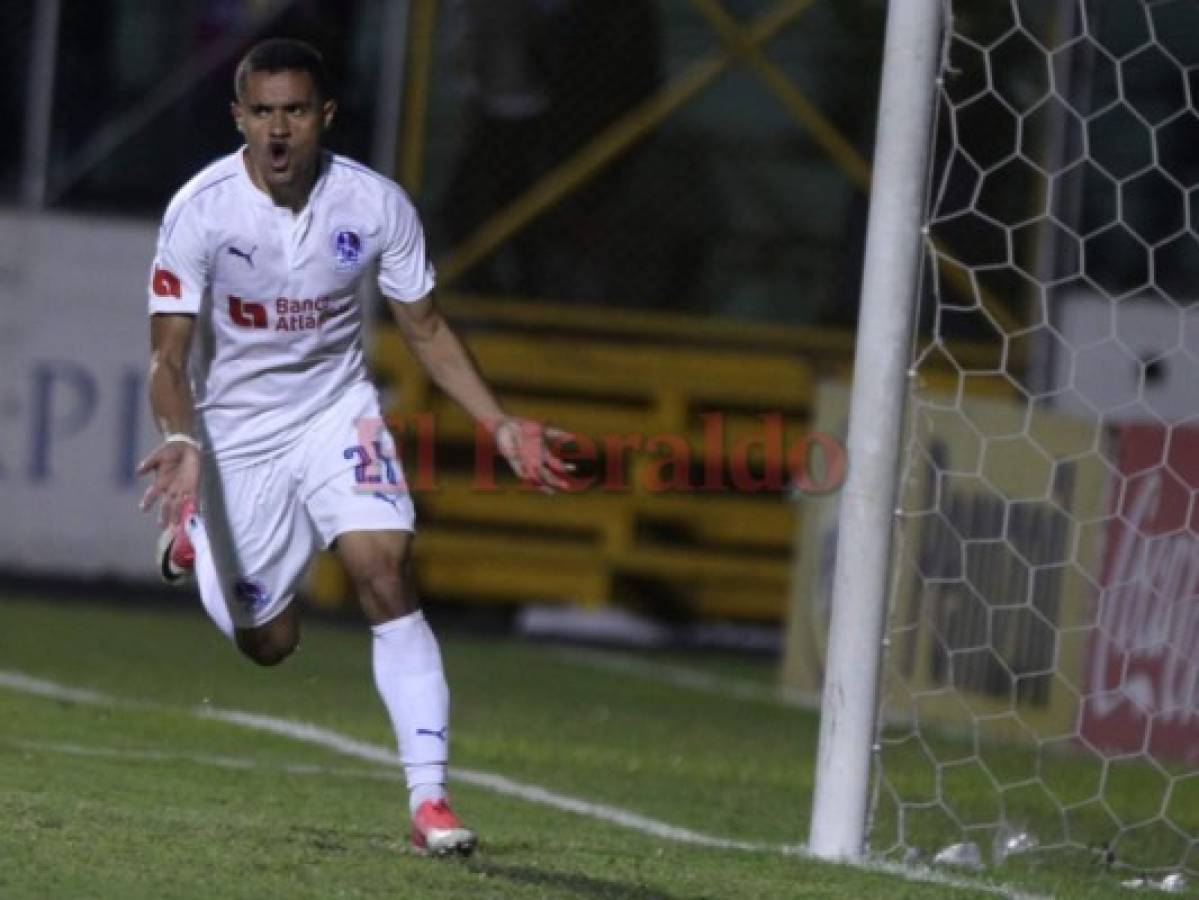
[
  {"xmin": 387, "ymin": 294, "xmax": 575, "ymax": 492},
  {"xmin": 137, "ymin": 314, "xmax": 203, "ymax": 526}
]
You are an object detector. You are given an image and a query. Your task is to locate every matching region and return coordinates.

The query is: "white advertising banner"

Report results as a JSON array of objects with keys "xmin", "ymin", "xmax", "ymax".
[
  {"xmin": 0, "ymin": 210, "xmax": 163, "ymax": 576},
  {"xmin": 1052, "ymin": 290, "xmax": 1199, "ymax": 423}
]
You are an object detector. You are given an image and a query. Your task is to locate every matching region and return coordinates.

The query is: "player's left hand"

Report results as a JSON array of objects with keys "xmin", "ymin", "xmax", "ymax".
[{"xmin": 492, "ymin": 417, "xmax": 576, "ymax": 493}]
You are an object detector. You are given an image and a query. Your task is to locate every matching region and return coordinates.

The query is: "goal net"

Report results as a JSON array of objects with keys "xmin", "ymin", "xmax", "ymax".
[{"xmin": 873, "ymin": 0, "xmax": 1199, "ymax": 880}]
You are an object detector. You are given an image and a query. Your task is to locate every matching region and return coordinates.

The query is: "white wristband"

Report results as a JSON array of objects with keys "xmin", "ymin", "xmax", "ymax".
[{"xmin": 163, "ymin": 432, "xmax": 203, "ymax": 452}]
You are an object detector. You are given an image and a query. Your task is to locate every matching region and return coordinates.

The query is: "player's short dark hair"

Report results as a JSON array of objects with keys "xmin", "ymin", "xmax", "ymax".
[{"xmin": 234, "ymin": 38, "xmax": 331, "ymax": 100}]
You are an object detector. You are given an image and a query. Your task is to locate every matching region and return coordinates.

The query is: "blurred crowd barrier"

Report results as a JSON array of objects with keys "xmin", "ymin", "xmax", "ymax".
[{"xmin": 0, "ymin": 206, "xmax": 852, "ymax": 619}]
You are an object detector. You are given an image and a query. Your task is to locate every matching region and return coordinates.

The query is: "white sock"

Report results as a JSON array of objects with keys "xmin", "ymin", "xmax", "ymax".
[
  {"xmin": 371, "ymin": 611, "xmax": 450, "ymax": 816},
  {"xmin": 187, "ymin": 516, "xmax": 236, "ymax": 640}
]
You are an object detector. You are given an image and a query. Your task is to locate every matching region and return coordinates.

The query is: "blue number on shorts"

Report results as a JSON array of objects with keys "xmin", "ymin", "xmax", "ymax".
[
  {"xmin": 373, "ymin": 441, "xmax": 399, "ymax": 485},
  {"xmin": 343, "ymin": 445, "xmax": 381, "ymax": 484},
  {"xmin": 343, "ymin": 443, "xmax": 400, "ymax": 485}
]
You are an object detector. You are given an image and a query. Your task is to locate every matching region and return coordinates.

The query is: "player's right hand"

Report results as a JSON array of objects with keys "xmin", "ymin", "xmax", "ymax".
[{"xmin": 136, "ymin": 441, "xmax": 202, "ymax": 528}]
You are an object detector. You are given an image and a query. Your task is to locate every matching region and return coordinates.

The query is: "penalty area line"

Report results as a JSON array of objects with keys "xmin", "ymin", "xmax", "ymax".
[{"xmin": 0, "ymin": 669, "xmax": 1044, "ymax": 900}]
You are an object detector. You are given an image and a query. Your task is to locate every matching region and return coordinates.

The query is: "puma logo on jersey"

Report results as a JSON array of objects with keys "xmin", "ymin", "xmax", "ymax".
[{"xmin": 227, "ymin": 244, "xmax": 258, "ymax": 267}]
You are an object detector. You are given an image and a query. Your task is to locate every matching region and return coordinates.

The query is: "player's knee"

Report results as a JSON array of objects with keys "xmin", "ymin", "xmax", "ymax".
[
  {"xmin": 351, "ymin": 556, "xmax": 417, "ymax": 617},
  {"xmin": 241, "ymin": 640, "xmax": 296, "ymax": 667},
  {"xmin": 359, "ymin": 568, "xmax": 404, "ymax": 603},
  {"xmin": 235, "ymin": 630, "xmax": 298, "ymax": 667},
  {"xmin": 351, "ymin": 552, "xmax": 406, "ymax": 601},
  {"xmin": 251, "ymin": 642, "xmax": 295, "ymax": 667}
]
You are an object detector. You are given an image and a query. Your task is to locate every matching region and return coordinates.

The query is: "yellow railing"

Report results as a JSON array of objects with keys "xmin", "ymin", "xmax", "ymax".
[{"xmin": 306, "ymin": 297, "xmax": 1009, "ymax": 620}]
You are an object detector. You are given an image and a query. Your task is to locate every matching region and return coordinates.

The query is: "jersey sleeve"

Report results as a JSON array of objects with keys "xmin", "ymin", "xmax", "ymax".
[
  {"xmin": 378, "ymin": 189, "xmax": 436, "ymax": 303},
  {"xmin": 148, "ymin": 199, "xmax": 208, "ymax": 315}
]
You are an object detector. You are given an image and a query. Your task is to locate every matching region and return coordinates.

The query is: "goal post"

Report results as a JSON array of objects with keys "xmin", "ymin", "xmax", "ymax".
[
  {"xmin": 804, "ymin": 0, "xmax": 1199, "ymax": 880},
  {"xmin": 808, "ymin": 0, "xmax": 944, "ymax": 860}
]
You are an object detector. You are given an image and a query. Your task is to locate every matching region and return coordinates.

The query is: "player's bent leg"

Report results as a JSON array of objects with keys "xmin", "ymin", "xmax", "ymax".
[
  {"xmin": 185, "ymin": 455, "xmax": 310, "ymax": 646},
  {"xmin": 234, "ymin": 604, "xmax": 301, "ymax": 667},
  {"xmin": 334, "ymin": 529, "xmax": 419, "ymax": 623},
  {"xmin": 186, "ymin": 514, "xmax": 237, "ymax": 640},
  {"xmin": 334, "ymin": 529, "xmax": 475, "ymax": 857}
]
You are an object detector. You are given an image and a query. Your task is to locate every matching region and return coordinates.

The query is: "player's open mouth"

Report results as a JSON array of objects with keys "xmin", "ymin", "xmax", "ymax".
[{"xmin": 268, "ymin": 141, "xmax": 290, "ymax": 173}]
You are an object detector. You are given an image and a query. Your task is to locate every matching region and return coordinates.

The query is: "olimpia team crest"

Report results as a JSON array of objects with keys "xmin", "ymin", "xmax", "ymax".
[{"xmin": 332, "ymin": 228, "xmax": 362, "ymax": 271}]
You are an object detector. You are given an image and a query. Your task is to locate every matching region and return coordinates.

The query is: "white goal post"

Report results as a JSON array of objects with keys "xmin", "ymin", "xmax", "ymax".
[
  {"xmin": 809, "ymin": 0, "xmax": 1199, "ymax": 880},
  {"xmin": 808, "ymin": 0, "xmax": 944, "ymax": 859}
]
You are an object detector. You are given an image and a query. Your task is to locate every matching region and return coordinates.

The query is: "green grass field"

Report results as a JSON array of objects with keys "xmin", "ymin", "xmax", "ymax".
[{"xmin": 0, "ymin": 593, "xmax": 1190, "ymax": 899}]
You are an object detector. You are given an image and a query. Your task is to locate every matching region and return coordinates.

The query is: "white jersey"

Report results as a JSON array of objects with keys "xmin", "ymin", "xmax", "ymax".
[{"xmin": 147, "ymin": 149, "xmax": 433, "ymax": 464}]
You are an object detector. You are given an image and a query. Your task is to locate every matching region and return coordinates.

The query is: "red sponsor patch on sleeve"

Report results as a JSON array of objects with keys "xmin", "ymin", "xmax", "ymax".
[{"xmin": 152, "ymin": 267, "xmax": 183, "ymax": 299}]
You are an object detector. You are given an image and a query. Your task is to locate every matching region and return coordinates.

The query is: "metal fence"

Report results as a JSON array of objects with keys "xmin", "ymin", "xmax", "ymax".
[{"xmin": 8, "ymin": 0, "xmax": 888, "ymax": 326}]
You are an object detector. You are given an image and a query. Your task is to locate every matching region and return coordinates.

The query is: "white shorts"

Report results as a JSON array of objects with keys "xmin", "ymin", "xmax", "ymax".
[{"xmin": 189, "ymin": 381, "xmax": 414, "ymax": 629}]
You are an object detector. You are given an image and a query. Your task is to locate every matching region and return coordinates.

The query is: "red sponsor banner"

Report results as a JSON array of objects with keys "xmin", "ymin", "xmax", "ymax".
[{"xmin": 1082, "ymin": 423, "xmax": 1199, "ymax": 765}]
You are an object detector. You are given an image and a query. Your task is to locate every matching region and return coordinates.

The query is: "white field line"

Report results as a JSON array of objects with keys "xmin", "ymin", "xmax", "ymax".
[
  {"xmin": 0, "ymin": 670, "xmax": 1046, "ymax": 900},
  {"xmin": 0, "ymin": 670, "xmax": 151, "ymax": 709},
  {"xmin": 197, "ymin": 706, "xmax": 772, "ymax": 851},
  {"xmin": 549, "ymin": 647, "xmax": 917, "ymax": 730},
  {"xmin": 1, "ymin": 737, "xmax": 405, "ymax": 782},
  {"xmin": 549, "ymin": 646, "xmax": 821, "ymax": 709}
]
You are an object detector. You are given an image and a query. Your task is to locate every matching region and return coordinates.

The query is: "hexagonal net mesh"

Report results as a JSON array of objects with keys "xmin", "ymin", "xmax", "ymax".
[{"xmin": 872, "ymin": 0, "xmax": 1199, "ymax": 878}]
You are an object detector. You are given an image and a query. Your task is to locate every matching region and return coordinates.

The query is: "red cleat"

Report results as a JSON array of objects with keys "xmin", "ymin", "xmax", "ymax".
[
  {"xmin": 157, "ymin": 497, "xmax": 197, "ymax": 583},
  {"xmin": 410, "ymin": 799, "xmax": 477, "ymax": 857}
]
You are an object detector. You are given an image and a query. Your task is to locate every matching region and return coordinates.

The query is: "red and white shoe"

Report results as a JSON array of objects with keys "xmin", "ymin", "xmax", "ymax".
[
  {"xmin": 157, "ymin": 498, "xmax": 197, "ymax": 583},
  {"xmin": 410, "ymin": 800, "xmax": 477, "ymax": 857}
]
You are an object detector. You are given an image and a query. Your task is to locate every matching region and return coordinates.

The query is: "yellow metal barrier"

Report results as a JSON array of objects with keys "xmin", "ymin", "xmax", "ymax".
[
  {"xmin": 306, "ymin": 302, "xmax": 1012, "ymax": 620},
  {"xmin": 306, "ymin": 307, "xmax": 813, "ymax": 620}
]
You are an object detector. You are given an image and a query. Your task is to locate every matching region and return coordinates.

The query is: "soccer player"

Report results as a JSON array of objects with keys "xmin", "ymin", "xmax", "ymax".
[{"xmin": 135, "ymin": 38, "xmax": 571, "ymax": 857}]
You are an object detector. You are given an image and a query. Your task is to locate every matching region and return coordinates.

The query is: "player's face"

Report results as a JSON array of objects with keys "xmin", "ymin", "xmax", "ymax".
[{"xmin": 232, "ymin": 69, "xmax": 336, "ymax": 204}]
